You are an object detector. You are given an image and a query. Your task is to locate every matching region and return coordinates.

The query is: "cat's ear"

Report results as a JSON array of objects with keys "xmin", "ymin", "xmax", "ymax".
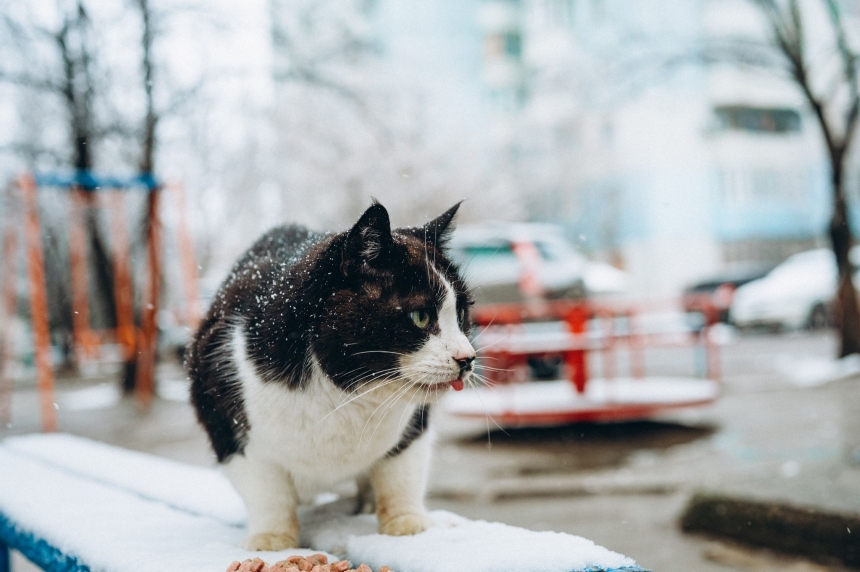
[
  {"xmin": 342, "ymin": 200, "xmax": 394, "ymax": 273},
  {"xmin": 420, "ymin": 201, "xmax": 462, "ymax": 248}
]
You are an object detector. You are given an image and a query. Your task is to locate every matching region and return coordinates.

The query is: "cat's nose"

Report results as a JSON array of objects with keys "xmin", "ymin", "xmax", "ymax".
[{"xmin": 453, "ymin": 355, "xmax": 476, "ymax": 373}]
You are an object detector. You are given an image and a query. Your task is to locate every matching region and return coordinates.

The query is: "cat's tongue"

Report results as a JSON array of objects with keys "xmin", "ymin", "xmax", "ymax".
[{"xmin": 449, "ymin": 379, "xmax": 464, "ymax": 392}]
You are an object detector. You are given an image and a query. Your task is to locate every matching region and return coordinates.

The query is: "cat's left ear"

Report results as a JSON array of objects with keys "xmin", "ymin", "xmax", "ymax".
[
  {"xmin": 342, "ymin": 200, "xmax": 394, "ymax": 273},
  {"xmin": 419, "ymin": 201, "xmax": 462, "ymax": 249}
]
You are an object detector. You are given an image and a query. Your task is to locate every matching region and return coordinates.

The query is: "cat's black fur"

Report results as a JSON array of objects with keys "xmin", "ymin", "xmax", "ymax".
[{"xmin": 187, "ymin": 202, "xmax": 471, "ymax": 463}]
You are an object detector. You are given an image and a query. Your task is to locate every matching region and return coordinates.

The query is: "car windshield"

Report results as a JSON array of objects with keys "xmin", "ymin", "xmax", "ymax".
[{"xmin": 460, "ymin": 242, "xmax": 517, "ymax": 261}]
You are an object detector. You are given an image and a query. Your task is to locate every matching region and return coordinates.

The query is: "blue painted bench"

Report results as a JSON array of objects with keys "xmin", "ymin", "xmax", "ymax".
[{"xmin": 0, "ymin": 434, "xmax": 648, "ymax": 572}]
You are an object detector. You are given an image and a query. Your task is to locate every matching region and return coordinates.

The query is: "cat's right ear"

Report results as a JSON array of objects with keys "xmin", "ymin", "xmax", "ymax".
[{"xmin": 342, "ymin": 200, "xmax": 394, "ymax": 274}]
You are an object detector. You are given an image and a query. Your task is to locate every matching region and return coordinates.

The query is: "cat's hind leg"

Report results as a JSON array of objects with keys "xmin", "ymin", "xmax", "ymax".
[
  {"xmin": 224, "ymin": 454, "xmax": 300, "ymax": 550},
  {"xmin": 370, "ymin": 432, "xmax": 431, "ymax": 536}
]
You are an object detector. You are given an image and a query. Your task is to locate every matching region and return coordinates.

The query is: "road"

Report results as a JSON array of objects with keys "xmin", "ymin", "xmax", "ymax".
[{"xmin": 3, "ymin": 331, "xmax": 858, "ymax": 571}]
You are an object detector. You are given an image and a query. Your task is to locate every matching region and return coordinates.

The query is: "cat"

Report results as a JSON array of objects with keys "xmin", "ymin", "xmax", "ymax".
[{"xmin": 187, "ymin": 201, "xmax": 476, "ymax": 551}]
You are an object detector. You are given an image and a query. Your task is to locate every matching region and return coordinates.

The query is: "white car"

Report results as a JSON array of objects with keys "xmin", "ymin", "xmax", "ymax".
[
  {"xmin": 730, "ymin": 248, "xmax": 858, "ymax": 330},
  {"xmin": 448, "ymin": 222, "xmax": 628, "ymax": 304}
]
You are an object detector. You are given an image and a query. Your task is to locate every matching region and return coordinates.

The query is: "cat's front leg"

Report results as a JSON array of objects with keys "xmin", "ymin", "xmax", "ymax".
[
  {"xmin": 354, "ymin": 472, "xmax": 376, "ymax": 515},
  {"xmin": 224, "ymin": 454, "xmax": 300, "ymax": 550},
  {"xmin": 370, "ymin": 431, "xmax": 432, "ymax": 536}
]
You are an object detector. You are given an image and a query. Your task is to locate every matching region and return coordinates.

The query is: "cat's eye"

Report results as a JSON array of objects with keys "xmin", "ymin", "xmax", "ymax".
[
  {"xmin": 458, "ymin": 308, "xmax": 466, "ymax": 324},
  {"xmin": 410, "ymin": 309, "xmax": 431, "ymax": 329}
]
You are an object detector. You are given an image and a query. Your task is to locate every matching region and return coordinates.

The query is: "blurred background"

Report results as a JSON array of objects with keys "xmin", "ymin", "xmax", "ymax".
[{"xmin": 1, "ymin": 0, "xmax": 860, "ymax": 571}]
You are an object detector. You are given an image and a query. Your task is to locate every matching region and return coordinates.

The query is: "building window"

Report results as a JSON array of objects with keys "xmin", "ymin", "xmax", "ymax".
[
  {"xmin": 484, "ymin": 33, "xmax": 522, "ymax": 59},
  {"xmin": 484, "ymin": 34, "xmax": 506, "ymax": 58},
  {"xmin": 504, "ymin": 32, "xmax": 522, "ymax": 57},
  {"xmin": 714, "ymin": 106, "xmax": 802, "ymax": 133},
  {"xmin": 718, "ymin": 169, "xmax": 806, "ymax": 206}
]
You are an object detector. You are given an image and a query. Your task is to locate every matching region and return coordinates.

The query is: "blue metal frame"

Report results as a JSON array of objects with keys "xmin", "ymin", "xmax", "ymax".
[
  {"xmin": 34, "ymin": 171, "xmax": 159, "ymax": 191},
  {"xmin": 0, "ymin": 513, "xmax": 90, "ymax": 572},
  {"xmin": 1, "ymin": 538, "xmax": 9, "ymax": 572}
]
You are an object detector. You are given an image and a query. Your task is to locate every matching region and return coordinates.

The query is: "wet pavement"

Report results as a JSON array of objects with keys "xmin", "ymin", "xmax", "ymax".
[{"xmin": 3, "ymin": 331, "xmax": 859, "ymax": 572}]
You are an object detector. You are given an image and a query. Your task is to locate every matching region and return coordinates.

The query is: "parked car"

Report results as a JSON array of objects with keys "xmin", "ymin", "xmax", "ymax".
[
  {"xmin": 729, "ymin": 248, "xmax": 859, "ymax": 331},
  {"xmin": 448, "ymin": 222, "xmax": 628, "ymax": 304},
  {"xmin": 682, "ymin": 264, "xmax": 775, "ymax": 324}
]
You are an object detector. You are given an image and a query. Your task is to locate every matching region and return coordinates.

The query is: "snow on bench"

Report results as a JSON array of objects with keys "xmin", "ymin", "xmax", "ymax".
[{"xmin": 0, "ymin": 434, "xmax": 648, "ymax": 572}]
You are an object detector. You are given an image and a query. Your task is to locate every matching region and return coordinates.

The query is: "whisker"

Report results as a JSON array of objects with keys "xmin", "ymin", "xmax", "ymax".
[
  {"xmin": 360, "ymin": 373, "xmax": 428, "ymax": 447},
  {"xmin": 350, "ymin": 350, "xmax": 410, "ymax": 357}
]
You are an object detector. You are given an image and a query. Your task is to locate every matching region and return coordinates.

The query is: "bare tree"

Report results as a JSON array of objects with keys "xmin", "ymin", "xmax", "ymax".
[
  {"xmin": 0, "ymin": 1, "xmax": 118, "ymax": 366},
  {"xmin": 122, "ymin": 0, "xmax": 206, "ymax": 390},
  {"xmin": 134, "ymin": 0, "xmax": 157, "ymax": 175},
  {"xmin": 1, "ymin": 0, "xmax": 199, "ymax": 385},
  {"xmin": 748, "ymin": 0, "xmax": 860, "ymax": 356}
]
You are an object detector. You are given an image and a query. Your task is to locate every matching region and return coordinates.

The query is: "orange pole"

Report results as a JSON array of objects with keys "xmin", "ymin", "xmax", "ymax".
[
  {"xmin": 628, "ymin": 309, "xmax": 646, "ymax": 379},
  {"xmin": 705, "ymin": 325, "xmax": 722, "ymax": 382},
  {"xmin": 170, "ymin": 183, "xmax": 202, "ymax": 330},
  {"xmin": 564, "ymin": 303, "xmax": 589, "ymax": 393},
  {"xmin": 20, "ymin": 174, "xmax": 57, "ymax": 432},
  {"xmin": 601, "ymin": 310, "xmax": 616, "ymax": 381},
  {"xmin": 107, "ymin": 190, "xmax": 137, "ymax": 362},
  {"xmin": 135, "ymin": 188, "xmax": 162, "ymax": 408},
  {"xmin": 68, "ymin": 188, "xmax": 98, "ymax": 362},
  {"xmin": 0, "ymin": 198, "xmax": 19, "ymax": 425}
]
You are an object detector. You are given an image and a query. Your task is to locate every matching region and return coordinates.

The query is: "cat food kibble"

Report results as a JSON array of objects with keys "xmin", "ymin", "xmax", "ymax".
[
  {"xmin": 225, "ymin": 557, "xmax": 393, "ymax": 572},
  {"xmin": 226, "ymin": 558, "xmax": 267, "ymax": 572}
]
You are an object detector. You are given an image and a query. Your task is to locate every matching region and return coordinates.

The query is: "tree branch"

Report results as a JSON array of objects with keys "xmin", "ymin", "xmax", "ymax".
[
  {"xmin": 756, "ymin": 0, "xmax": 839, "ymax": 161},
  {"xmin": 825, "ymin": 0, "xmax": 860, "ymax": 152},
  {"xmin": 0, "ymin": 70, "xmax": 64, "ymax": 92}
]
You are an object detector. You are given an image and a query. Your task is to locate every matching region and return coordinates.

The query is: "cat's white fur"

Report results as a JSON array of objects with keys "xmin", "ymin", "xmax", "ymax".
[{"xmin": 224, "ymin": 276, "xmax": 474, "ymax": 551}]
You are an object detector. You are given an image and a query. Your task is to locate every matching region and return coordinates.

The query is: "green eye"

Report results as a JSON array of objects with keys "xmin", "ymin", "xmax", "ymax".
[
  {"xmin": 410, "ymin": 309, "xmax": 431, "ymax": 328},
  {"xmin": 458, "ymin": 308, "xmax": 466, "ymax": 323}
]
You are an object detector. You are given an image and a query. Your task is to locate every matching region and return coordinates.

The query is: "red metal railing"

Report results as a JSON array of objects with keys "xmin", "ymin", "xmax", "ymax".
[{"xmin": 471, "ymin": 297, "xmax": 722, "ymax": 394}]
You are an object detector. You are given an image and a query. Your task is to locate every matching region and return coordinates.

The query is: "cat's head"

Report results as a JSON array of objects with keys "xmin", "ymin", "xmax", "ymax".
[{"xmin": 313, "ymin": 201, "xmax": 476, "ymax": 401}]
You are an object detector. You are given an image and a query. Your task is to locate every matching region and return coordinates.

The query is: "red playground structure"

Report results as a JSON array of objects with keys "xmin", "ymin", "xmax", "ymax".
[
  {"xmin": 444, "ymin": 298, "xmax": 722, "ymax": 425},
  {"xmin": 0, "ymin": 172, "xmax": 201, "ymax": 432}
]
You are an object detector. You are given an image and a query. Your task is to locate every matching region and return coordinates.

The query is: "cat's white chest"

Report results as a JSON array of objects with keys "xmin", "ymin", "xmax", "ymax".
[{"xmin": 231, "ymin": 327, "xmax": 416, "ymax": 498}]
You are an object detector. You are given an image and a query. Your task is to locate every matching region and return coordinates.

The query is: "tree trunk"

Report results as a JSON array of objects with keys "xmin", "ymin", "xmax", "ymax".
[
  {"xmin": 828, "ymin": 170, "xmax": 860, "ymax": 357},
  {"xmin": 122, "ymin": 0, "xmax": 158, "ymax": 395}
]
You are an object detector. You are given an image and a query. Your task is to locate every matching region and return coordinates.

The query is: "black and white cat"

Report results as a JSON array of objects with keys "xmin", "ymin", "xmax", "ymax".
[{"xmin": 187, "ymin": 201, "xmax": 475, "ymax": 551}]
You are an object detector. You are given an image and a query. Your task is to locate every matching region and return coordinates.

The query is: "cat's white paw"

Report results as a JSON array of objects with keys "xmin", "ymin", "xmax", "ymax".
[
  {"xmin": 242, "ymin": 532, "xmax": 299, "ymax": 551},
  {"xmin": 378, "ymin": 513, "xmax": 431, "ymax": 536}
]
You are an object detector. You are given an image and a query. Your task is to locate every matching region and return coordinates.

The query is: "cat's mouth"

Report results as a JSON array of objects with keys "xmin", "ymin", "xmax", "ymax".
[{"xmin": 414, "ymin": 379, "xmax": 465, "ymax": 392}]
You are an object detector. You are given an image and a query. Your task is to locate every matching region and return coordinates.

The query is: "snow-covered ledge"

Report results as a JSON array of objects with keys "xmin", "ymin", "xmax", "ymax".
[{"xmin": 0, "ymin": 434, "xmax": 648, "ymax": 572}]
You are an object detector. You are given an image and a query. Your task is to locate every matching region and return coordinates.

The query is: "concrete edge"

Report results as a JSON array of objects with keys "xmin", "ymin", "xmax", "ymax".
[{"xmin": 679, "ymin": 492, "xmax": 860, "ymax": 569}]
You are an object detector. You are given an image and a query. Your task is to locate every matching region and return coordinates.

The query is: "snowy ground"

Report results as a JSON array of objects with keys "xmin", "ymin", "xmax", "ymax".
[{"xmin": 3, "ymin": 331, "xmax": 859, "ymax": 572}]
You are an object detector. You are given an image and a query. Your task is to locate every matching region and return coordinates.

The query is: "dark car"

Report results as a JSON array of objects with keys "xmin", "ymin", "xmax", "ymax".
[{"xmin": 682, "ymin": 265, "xmax": 775, "ymax": 325}]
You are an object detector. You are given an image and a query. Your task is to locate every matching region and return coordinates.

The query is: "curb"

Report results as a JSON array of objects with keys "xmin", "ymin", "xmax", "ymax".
[{"xmin": 680, "ymin": 493, "xmax": 860, "ymax": 569}]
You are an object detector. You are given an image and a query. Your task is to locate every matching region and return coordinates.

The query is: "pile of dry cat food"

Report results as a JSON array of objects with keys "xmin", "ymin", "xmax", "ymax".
[{"xmin": 226, "ymin": 554, "xmax": 392, "ymax": 572}]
